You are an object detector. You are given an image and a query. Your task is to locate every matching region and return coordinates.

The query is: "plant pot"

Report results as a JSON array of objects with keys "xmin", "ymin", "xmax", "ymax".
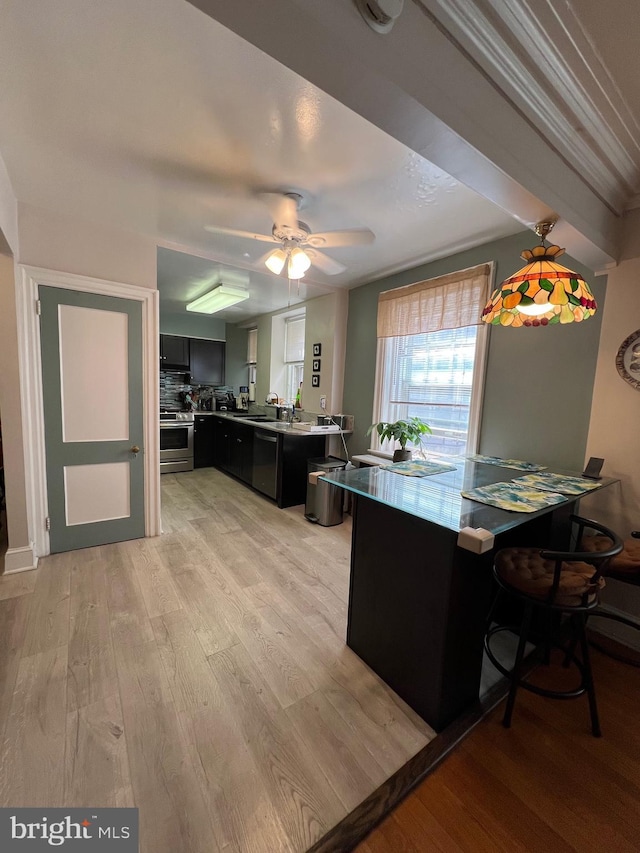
[{"xmin": 393, "ymin": 448, "xmax": 412, "ymax": 462}]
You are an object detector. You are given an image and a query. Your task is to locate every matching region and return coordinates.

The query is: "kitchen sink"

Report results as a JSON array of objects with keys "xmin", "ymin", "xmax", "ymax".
[{"xmin": 232, "ymin": 413, "xmax": 270, "ymax": 421}]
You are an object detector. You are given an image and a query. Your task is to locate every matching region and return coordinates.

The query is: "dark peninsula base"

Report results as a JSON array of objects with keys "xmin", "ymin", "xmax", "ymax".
[{"xmin": 346, "ymin": 494, "xmax": 569, "ymax": 731}]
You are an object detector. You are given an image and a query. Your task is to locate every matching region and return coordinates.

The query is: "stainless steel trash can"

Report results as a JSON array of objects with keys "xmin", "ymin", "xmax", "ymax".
[{"xmin": 304, "ymin": 457, "xmax": 346, "ymax": 526}]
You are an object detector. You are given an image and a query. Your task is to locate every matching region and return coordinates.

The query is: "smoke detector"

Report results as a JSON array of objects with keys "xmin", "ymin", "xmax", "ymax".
[{"xmin": 355, "ymin": 0, "xmax": 404, "ymax": 34}]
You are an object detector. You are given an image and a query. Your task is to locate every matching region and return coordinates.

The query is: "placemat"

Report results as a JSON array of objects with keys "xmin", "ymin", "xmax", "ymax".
[
  {"xmin": 513, "ymin": 472, "xmax": 602, "ymax": 495},
  {"xmin": 467, "ymin": 454, "xmax": 547, "ymax": 472},
  {"xmin": 461, "ymin": 481, "xmax": 567, "ymax": 512},
  {"xmin": 381, "ymin": 459, "xmax": 457, "ymax": 477}
]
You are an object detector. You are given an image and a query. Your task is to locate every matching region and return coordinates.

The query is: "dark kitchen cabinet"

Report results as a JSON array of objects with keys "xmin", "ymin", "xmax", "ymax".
[
  {"xmin": 160, "ymin": 335, "xmax": 190, "ymax": 370},
  {"xmin": 211, "ymin": 415, "xmax": 326, "ymax": 506},
  {"xmin": 194, "ymin": 415, "xmax": 216, "ymax": 468},
  {"xmin": 229, "ymin": 421, "xmax": 253, "ymax": 484},
  {"xmin": 189, "ymin": 338, "xmax": 225, "ymax": 386},
  {"xmin": 214, "ymin": 419, "xmax": 252, "ymax": 484},
  {"xmin": 278, "ymin": 433, "xmax": 326, "ymax": 507},
  {"xmin": 213, "ymin": 418, "xmax": 231, "ymax": 471}
]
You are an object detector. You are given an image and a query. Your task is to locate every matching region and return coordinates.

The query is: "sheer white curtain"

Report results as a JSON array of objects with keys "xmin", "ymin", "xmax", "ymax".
[
  {"xmin": 376, "ymin": 264, "xmax": 491, "ymax": 338},
  {"xmin": 284, "ymin": 316, "xmax": 305, "ymax": 402}
]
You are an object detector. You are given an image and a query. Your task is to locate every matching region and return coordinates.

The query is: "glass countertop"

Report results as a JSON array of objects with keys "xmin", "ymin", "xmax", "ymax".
[{"xmin": 324, "ymin": 458, "xmax": 617, "ymax": 536}]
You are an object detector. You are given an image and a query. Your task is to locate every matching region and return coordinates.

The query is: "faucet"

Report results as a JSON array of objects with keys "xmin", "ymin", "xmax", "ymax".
[{"xmin": 285, "ymin": 403, "xmax": 295, "ymax": 424}]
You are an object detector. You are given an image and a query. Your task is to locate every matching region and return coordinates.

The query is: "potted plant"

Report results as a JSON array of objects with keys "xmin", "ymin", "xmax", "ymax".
[{"xmin": 366, "ymin": 416, "xmax": 432, "ymax": 462}]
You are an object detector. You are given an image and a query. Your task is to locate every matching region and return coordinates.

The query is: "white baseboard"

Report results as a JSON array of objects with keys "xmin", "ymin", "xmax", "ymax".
[{"xmin": 4, "ymin": 544, "xmax": 38, "ymax": 574}]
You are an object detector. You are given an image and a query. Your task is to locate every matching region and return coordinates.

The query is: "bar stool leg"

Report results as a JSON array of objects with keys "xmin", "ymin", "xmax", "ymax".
[
  {"xmin": 542, "ymin": 608, "xmax": 553, "ymax": 666},
  {"xmin": 485, "ymin": 587, "xmax": 502, "ymax": 634},
  {"xmin": 503, "ymin": 602, "xmax": 534, "ymax": 729},
  {"xmin": 578, "ymin": 613, "xmax": 602, "ymax": 737}
]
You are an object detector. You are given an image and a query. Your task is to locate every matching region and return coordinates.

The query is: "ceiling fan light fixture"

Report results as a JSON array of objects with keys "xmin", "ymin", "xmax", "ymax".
[
  {"xmin": 265, "ymin": 248, "xmax": 287, "ymax": 275},
  {"xmin": 287, "ymin": 247, "xmax": 311, "ymax": 279},
  {"xmin": 186, "ymin": 284, "xmax": 249, "ymax": 314},
  {"xmin": 481, "ymin": 220, "xmax": 597, "ymax": 327}
]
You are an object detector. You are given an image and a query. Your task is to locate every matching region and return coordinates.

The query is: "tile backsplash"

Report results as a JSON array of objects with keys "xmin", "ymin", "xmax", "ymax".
[{"xmin": 160, "ymin": 370, "xmax": 215, "ymax": 411}]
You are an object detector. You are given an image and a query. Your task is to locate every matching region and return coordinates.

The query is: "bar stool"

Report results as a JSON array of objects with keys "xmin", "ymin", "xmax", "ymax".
[
  {"xmin": 581, "ymin": 529, "xmax": 640, "ymax": 666},
  {"xmin": 484, "ymin": 515, "xmax": 623, "ymax": 737}
]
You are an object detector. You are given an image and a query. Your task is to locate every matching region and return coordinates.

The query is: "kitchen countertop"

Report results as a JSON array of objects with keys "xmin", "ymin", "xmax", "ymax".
[
  {"xmin": 200, "ymin": 410, "xmax": 351, "ymax": 437},
  {"xmin": 324, "ymin": 458, "xmax": 617, "ymax": 535}
]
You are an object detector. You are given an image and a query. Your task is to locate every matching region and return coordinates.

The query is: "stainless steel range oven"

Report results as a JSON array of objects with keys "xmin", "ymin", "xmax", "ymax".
[{"xmin": 160, "ymin": 412, "xmax": 194, "ymax": 473}]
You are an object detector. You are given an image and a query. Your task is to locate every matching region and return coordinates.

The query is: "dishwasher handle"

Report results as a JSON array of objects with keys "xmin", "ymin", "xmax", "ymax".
[{"xmin": 255, "ymin": 432, "xmax": 278, "ymax": 443}]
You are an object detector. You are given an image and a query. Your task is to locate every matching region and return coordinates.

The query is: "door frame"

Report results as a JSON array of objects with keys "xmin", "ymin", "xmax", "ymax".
[{"xmin": 16, "ymin": 264, "xmax": 161, "ymax": 558}]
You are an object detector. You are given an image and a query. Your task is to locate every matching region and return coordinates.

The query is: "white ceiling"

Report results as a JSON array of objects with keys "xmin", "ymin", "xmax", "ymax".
[{"xmin": 0, "ymin": 0, "xmax": 524, "ymax": 320}]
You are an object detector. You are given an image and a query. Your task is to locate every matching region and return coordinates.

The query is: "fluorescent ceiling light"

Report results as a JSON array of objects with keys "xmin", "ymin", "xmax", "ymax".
[{"xmin": 186, "ymin": 284, "xmax": 250, "ymax": 314}]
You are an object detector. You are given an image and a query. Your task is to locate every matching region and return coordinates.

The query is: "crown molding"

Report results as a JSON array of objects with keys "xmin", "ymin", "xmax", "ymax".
[{"xmin": 418, "ymin": 0, "xmax": 640, "ymax": 215}]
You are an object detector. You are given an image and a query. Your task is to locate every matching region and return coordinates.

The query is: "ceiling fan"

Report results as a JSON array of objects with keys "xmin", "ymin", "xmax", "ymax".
[{"xmin": 204, "ymin": 192, "xmax": 375, "ymax": 278}]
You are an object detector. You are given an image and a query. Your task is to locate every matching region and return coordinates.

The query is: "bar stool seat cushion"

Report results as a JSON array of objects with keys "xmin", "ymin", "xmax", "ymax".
[
  {"xmin": 581, "ymin": 535, "xmax": 640, "ymax": 578},
  {"xmin": 495, "ymin": 547, "xmax": 605, "ymax": 607}
]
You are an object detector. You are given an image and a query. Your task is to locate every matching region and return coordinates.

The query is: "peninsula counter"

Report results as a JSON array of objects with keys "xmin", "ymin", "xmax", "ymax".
[{"xmin": 325, "ymin": 459, "xmax": 616, "ymax": 730}]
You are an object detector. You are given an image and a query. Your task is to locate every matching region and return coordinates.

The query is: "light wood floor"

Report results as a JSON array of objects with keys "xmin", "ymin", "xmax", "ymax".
[
  {"xmin": 356, "ymin": 649, "xmax": 640, "ymax": 852},
  {"xmin": 0, "ymin": 468, "xmax": 435, "ymax": 853}
]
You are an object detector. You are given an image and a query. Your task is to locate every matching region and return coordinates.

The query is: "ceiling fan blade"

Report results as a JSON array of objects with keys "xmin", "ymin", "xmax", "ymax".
[
  {"xmin": 204, "ymin": 225, "xmax": 275, "ymax": 243},
  {"xmin": 260, "ymin": 192, "xmax": 299, "ymax": 230},
  {"xmin": 306, "ymin": 228, "xmax": 375, "ymax": 248},
  {"xmin": 306, "ymin": 248, "xmax": 347, "ymax": 276}
]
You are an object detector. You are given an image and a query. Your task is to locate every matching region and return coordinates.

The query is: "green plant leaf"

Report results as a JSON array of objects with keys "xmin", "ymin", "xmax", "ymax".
[{"xmin": 367, "ymin": 417, "xmax": 432, "ymax": 448}]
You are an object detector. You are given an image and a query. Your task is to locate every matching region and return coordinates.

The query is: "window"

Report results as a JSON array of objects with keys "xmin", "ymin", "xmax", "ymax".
[
  {"xmin": 247, "ymin": 327, "xmax": 257, "ymax": 385},
  {"xmin": 284, "ymin": 315, "xmax": 305, "ymax": 403},
  {"xmin": 372, "ymin": 264, "xmax": 492, "ymax": 458}
]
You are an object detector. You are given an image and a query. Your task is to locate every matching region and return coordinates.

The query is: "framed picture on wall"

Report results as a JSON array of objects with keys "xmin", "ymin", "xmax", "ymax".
[
  {"xmin": 312, "ymin": 343, "xmax": 322, "ymax": 357},
  {"xmin": 312, "ymin": 359, "xmax": 321, "ymax": 372},
  {"xmin": 311, "ymin": 374, "xmax": 320, "ymax": 387}
]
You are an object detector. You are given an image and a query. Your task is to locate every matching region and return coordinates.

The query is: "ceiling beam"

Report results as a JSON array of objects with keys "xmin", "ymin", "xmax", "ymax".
[{"xmin": 187, "ymin": 0, "xmax": 619, "ymax": 271}]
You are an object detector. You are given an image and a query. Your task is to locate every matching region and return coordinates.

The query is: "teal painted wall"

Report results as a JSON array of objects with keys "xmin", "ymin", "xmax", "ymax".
[
  {"xmin": 160, "ymin": 313, "xmax": 225, "ymax": 340},
  {"xmin": 225, "ymin": 324, "xmax": 249, "ymax": 392},
  {"xmin": 343, "ymin": 230, "xmax": 607, "ymax": 470}
]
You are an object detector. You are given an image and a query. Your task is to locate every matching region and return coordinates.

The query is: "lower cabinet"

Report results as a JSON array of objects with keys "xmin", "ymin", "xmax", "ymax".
[
  {"xmin": 211, "ymin": 416, "xmax": 326, "ymax": 507},
  {"xmin": 230, "ymin": 422, "xmax": 254, "ymax": 485},
  {"xmin": 278, "ymin": 434, "xmax": 326, "ymax": 508},
  {"xmin": 194, "ymin": 415, "xmax": 216, "ymax": 468},
  {"xmin": 213, "ymin": 418, "xmax": 253, "ymax": 485},
  {"xmin": 213, "ymin": 417, "xmax": 230, "ymax": 471}
]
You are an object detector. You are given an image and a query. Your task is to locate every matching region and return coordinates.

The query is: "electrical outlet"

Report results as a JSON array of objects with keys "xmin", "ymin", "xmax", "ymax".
[{"xmin": 320, "ymin": 395, "xmax": 327, "ymax": 410}]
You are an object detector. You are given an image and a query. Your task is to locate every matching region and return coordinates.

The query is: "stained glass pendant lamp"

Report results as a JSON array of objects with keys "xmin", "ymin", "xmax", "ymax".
[{"xmin": 481, "ymin": 220, "xmax": 597, "ymax": 327}]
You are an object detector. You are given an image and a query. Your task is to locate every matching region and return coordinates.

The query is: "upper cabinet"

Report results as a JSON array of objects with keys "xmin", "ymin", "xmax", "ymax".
[
  {"xmin": 160, "ymin": 334, "xmax": 190, "ymax": 370},
  {"xmin": 189, "ymin": 338, "xmax": 225, "ymax": 386},
  {"xmin": 159, "ymin": 334, "xmax": 226, "ymax": 384}
]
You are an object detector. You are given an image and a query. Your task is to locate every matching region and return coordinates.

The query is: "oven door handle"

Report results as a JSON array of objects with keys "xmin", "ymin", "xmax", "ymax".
[{"xmin": 160, "ymin": 422, "xmax": 194, "ymax": 428}]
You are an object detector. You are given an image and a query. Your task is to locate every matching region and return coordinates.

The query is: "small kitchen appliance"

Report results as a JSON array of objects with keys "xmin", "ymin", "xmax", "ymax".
[
  {"xmin": 332, "ymin": 414, "xmax": 354, "ymax": 431},
  {"xmin": 237, "ymin": 385, "xmax": 250, "ymax": 411}
]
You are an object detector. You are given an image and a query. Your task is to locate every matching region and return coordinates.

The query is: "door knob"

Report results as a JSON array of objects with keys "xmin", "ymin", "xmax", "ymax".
[{"xmin": 131, "ymin": 445, "xmax": 140, "ymax": 456}]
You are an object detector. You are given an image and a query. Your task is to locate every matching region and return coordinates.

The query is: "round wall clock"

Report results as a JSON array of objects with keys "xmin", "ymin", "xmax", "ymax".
[{"xmin": 615, "ymin": 329, "xmax": 640, "ymax": 390}]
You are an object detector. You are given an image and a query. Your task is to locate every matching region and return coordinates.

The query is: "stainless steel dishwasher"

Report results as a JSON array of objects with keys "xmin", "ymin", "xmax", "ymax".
[{"xmin": 252, "ymin": 428, "xmax": 279, "ymax": 499}]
